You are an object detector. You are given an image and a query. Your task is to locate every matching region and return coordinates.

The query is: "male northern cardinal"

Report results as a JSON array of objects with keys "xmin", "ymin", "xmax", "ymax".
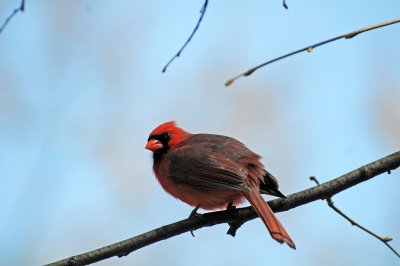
[{"xmin": 145, "ymin": 121, "xmax": 295, "ymax": 249}]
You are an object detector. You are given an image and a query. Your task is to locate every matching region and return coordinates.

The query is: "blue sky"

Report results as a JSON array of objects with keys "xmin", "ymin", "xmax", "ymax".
[{"xmin": 0, "ymin": 1, "xmax": 399, "ymax": 265}]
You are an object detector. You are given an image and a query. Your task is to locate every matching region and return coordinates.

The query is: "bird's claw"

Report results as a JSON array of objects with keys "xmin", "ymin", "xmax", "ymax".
[
  {"xmin": 188, "ymin": 205, "xmax": 201, "ymax": 237},
  {"xmin": 226, "ymin": 202, "xmax": 242, "ymax": 236}
]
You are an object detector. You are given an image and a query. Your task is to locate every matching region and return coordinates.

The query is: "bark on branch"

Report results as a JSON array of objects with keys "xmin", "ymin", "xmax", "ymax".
[{"xmin": 47, "ymin": 151, "xmax": 400, "ymax": 266}]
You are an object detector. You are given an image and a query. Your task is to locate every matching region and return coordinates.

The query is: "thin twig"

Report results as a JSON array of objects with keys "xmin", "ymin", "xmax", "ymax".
[
  {"xmin": 225, "ymin": 18, "xmax": 400, "ymax": 86},
  {"xmin": 162, "ymin": 0, "xmax": 209, "ymax": 73},
  {"xmin": 46, "ymin": 151, "xmax": 400, "ymax": 266},
  {"xmin": 310, "ymin": 176, "xmax": 400, "ymax": 258},
  {"xmin": 0, "ymin": 0, "xmax": 25, "ymax": 35},
  {"xmin": 282, "ymin": 0, "xmax": 288, "ymax": 9}
]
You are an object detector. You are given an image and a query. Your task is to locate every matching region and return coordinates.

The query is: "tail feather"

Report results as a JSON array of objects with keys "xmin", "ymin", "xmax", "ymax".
[{"xmin": 244, "ymin": 188, "xmax": 296, "ymax": 249}]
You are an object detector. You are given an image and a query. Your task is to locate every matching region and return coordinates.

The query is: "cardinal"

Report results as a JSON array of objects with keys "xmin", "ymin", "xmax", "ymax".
[{"xmin": 145, "ymin": 121, "xmax": 295, "ymax": 249}]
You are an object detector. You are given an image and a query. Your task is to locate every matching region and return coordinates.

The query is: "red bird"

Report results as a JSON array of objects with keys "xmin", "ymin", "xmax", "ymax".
[{"xmin": 145, "ymin": 121, "xmax": 295, "ymax": 249}]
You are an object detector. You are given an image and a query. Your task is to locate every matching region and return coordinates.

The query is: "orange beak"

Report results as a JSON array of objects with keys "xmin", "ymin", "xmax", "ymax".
[{"xmin": 145, "ymin": 139, "xmax": 163, "ymax": 152}]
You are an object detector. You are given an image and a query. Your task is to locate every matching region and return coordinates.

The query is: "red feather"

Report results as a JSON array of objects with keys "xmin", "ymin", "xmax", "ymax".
[{"xmin": 146, "ymin": 121, "xmax": 295, "ymax": 249}]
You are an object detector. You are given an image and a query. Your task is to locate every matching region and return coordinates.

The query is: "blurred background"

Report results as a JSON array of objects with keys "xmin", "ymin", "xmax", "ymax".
[{"xmin": 1, "ymin": 1, "xmax": 399, "ymax": 265}]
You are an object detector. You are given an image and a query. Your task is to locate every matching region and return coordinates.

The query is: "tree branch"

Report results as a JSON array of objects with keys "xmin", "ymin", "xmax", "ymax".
[
  {"xmin": 310, "ymin": 176, "xmax": 400, "ymax": 258},
  {"xmin": 282, "ymin": 0, "xmax": 289, "ymax": 9},
  {"xmin": 162, "ymin": 0, "xmax": 209, "ymax": 73},
  {"xmin": 46, "ymin": 151, "xmax": 400, "ymax": 266},
  {"xmin": 225, "ymin": 18, "xmax": 400, "ymax": 86},
  {"xmin": 0, "ymin": 0, "xmax": 25, "ymax": 35}
]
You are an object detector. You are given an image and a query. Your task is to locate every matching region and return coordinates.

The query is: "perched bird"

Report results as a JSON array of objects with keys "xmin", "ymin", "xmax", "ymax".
[{"xmin": 145, "ymin": 121, "xmax": 295, "ymax": 249}]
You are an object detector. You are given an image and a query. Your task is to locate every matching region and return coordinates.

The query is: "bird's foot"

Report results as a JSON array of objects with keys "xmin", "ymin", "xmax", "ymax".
[
  {"xmin": 226, "ymin": 202, "xmax": 244, "ymax": 237},
  {"xmin": 226, "ymin": 202, "xmax": 236, "ymax": 210},
  {"xmin": 188, "ymin": 205, "xmax": 201, "ymax": 237}
]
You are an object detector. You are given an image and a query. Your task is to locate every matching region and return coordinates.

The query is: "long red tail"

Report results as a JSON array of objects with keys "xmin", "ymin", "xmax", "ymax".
[{"xmin": 244, "ymin": 189, "xmax": 296, "ymax": 249}]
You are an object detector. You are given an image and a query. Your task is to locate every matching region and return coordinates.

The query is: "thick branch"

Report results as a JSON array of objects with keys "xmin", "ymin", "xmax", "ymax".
[
  {"xmin": 47, "ymin": 151, "xmax": 400, "ymax": 266},
  {"xmin": 225, "ymin": 18, "xmax": 400, "ymax": 86}
]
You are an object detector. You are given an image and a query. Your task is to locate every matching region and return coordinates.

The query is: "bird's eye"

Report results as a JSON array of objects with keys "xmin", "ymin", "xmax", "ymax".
[{"xmin": 163, "ymin": 132, "xmax": 171, "ymax": 139}]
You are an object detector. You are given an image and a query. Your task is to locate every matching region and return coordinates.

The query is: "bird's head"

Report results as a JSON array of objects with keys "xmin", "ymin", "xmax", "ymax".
[{"xmin": 145, "ymin": 121, "xmax": 190, "ymax": 154}]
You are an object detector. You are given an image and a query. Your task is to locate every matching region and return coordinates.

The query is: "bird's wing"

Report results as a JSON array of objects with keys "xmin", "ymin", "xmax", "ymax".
[
  {"xmin": 259, "ymin": 169, "xmax": 286, "ymax": 198},
  {"xmin": 166, "ymin": 144, "xmax": 251, "ymax": 192}
]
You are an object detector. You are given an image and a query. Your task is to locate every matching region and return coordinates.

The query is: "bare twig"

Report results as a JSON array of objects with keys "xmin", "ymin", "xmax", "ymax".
[
  {"xmin": 225, "ymin": 18, "xmax": 400, "ymax": 86},
  {"xmin": 46, "ymin": 151, "xmax": 400, "ymax": 266},
  {"xmin": 282, "ymin": 0, "xmax": 288, "ymax": 9},
  {"xmin": 162, "ymin": 0, "xmax": 209, "ymax": 73},
  {"xmin": 0, "ymin": 0, "xmax": 25, "ymax": 35},
  {"xmin": 310, "ymin": 176, "xmax": 400, "ymax": 258}
]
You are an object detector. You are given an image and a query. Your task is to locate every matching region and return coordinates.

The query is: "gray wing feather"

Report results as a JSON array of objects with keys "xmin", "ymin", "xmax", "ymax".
[{"xmin": 166, "ymin": 145, "xmax": 250, "ymax": 192}]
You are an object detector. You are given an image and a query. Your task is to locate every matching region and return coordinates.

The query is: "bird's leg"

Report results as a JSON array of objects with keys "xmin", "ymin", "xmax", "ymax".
[
  {"xmin": 226, "ymin": 202, "xmax": 236, "ymax": 210},
  {"xmin": 188, "ymin": 205, "xmax": 201, "ymax": 219},
  {"xmin": 226, "ymin": 201, "xmax": 244, "ymax": 237},
  {"xmin": 188, "ymin": 205, "xmax": 201, "ymax": 237}
]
